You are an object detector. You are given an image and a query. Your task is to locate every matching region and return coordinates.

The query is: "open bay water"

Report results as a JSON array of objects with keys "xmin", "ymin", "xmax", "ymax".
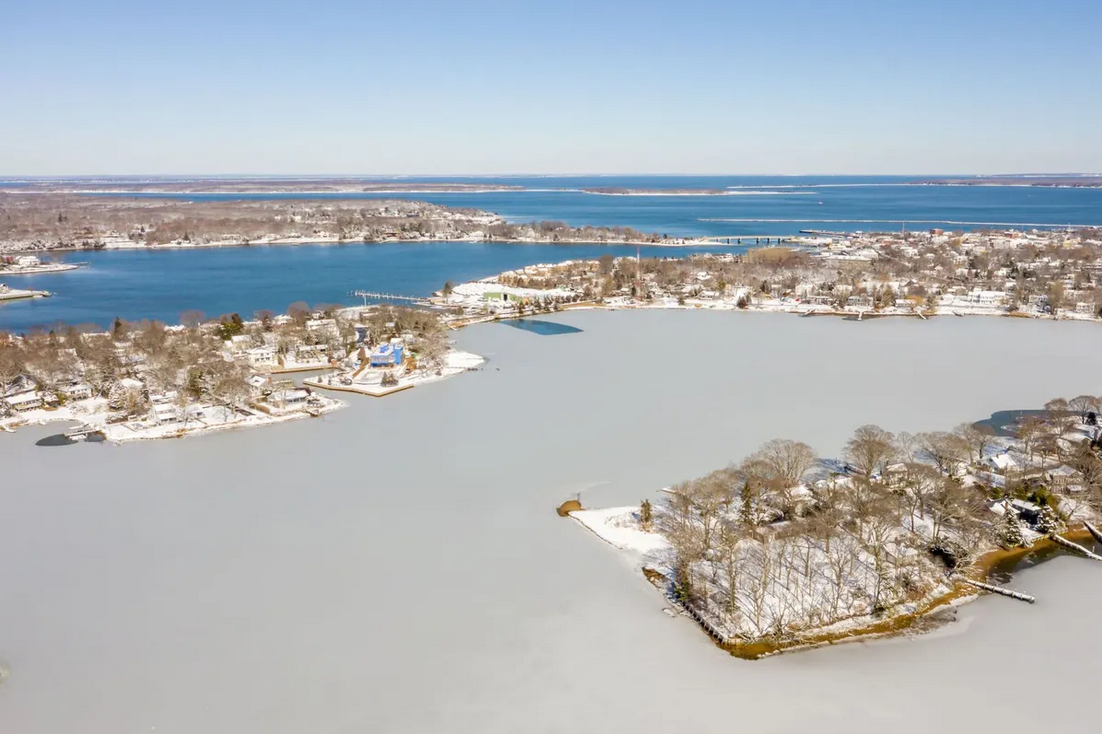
[
  {"xmin": 2, "ymin": 311, "xmax": 1101, "ymax": 733},
  {"xmin": 82, "ymin": 175, "xmax": 1102, "ymax": 236},
  {"xmin": 3, "ymin": 175, "xmax": 1101, "ymax": 332},
  {"xmin": 0, "ymin": 241, "xmax": 742, "ymax": 332}
]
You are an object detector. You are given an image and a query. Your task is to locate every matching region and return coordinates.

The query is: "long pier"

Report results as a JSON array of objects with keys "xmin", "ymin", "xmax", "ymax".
[
  {"xmin": 350, "ymin": 290, "xmax": 426, "ymax": 305},
  {"xmin": 699, "ymin": 235, "xmax": 790, "ymax": 245}
]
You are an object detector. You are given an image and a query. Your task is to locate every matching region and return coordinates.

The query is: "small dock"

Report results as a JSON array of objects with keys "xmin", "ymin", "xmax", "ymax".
[
  {"xmin": 1051, "ymin": 533, "xmax": 1102, "ymax": 561},
  {"xmin": 957, "ymin": 577, "xmax": 1035, "ymax": 603},
  {"xmin": 63, "ymin": 425, "xmax": 103, "ymax": 440}
]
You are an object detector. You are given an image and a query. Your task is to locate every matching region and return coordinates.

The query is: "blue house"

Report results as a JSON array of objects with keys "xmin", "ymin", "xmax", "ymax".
[{"xmin": 369, "ymin": 343, "xmax": 404, "ymax": 368}]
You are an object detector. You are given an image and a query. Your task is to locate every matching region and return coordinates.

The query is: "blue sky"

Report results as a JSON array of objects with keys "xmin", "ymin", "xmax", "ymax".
[{"xmin": 2, "ymin": 0, "xmax": 1100, "ymax": 175}]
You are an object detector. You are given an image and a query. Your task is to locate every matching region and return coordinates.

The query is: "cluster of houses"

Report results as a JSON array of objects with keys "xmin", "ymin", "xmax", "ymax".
[
  {"xmin": 440, "ymin": 227, "xmax": 1102, "ymax": 320},
  {"xmin": 0, "ymin": 312, "xmax": 358, "ymax": 437}
]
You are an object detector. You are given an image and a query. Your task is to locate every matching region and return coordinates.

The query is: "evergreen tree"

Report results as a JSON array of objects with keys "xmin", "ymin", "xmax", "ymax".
[
  {"xmin": 1000, "ymin": 503, "xmax": 1024, "ymax": 548},
  {"xmin": 1036, "ymin": 505, "xmax": 1060, "ymax": 535},
  {"xmin": 739, "ymin": 482, "xmax": 755, "ymax": 528},
  {"xmin": 639, "ymin": 499, "xmax": 653, "ymax": 531}
]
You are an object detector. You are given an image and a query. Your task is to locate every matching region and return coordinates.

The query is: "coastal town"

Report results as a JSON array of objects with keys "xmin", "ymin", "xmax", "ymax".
[
  {"xmin": 0, "ymin": 303, "xmax": 477, "ymax": 441},
  {"xmin": 6, "ymin": 222, "xmax": 1102, "ymax": 443},
  {"xmin": 438, "ymin": 226, "xmax": 1102, "ymax": 321},
  {"xmin": 569, "ymin": 399, "xmax": 1102, "ymax": 657}
]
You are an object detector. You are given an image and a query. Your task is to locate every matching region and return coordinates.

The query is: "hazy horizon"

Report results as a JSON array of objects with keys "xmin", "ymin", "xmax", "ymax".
[{"xmin": 4, "ymin": 172, "xmax": 1101, "ymax": 180}]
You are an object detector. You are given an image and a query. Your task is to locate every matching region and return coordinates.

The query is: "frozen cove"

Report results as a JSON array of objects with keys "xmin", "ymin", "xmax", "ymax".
[{"xmin": 2, "ymin": 310, "xmax": 1102, "ymax": 732}]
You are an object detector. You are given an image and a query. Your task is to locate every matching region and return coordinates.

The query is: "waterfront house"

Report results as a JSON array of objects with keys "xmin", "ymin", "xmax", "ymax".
[
  {"xmin": 63, "ymin": 383, "xmax": 94, "ymax": 401},
  {"xmin": 290, "ymin": 344, "xmax": 329, "ymax": 364},
  {"xmin": 269, "ymin": 387, "xmax": 310, "ymax": 408},
  {"xmin": 1007, "ymin": 498, "xmax": 1042, "ymax": 525},
  {"xmin": 369, "ymin": 343, "xmax": 404, "ymax": 368},
  {"xmin": 149, "ymin": 402, "xmax": 182, "ymax": 425},
  {"xmin": 3, "ymin": 391, "xmax": 43, "ymax": 412}
]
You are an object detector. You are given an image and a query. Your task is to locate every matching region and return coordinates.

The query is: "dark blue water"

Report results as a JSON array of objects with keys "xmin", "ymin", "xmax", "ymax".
[
  {"xmin": 0, "ymin": 241, "xmax": 739, "ymax": 332},
  {"xmin": 79, "ymin": 175, "xmax": 1102, "ymax": 237},
  {"xmin": 500, "ymin": 319, "xmax": 584, "ymax": 336},
  {"xmin": 3, "ymin": 175, "xmax": 1100, "ymax": 332},
  {"xmin": 973, "ymin": 409, "xmax": 1047, "ymax": 438}
]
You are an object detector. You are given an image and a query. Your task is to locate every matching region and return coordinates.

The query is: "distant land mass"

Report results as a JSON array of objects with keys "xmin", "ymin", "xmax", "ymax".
[
  {"xmin": 924, "ymin": 176, "xmax": 1102, "ymax": 188},
  {"xmin": 4, "ymin": 178, "xmax": 524, "ymax": 194}
]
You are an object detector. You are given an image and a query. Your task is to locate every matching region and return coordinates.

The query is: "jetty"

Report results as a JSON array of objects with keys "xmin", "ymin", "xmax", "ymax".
[
  {"xmin": 1085, "ymin": 521, "xmax": 1102, "ymax": 546},
  {"xmin": 957, "ymin": 577, "xmax": 1036, "ymax": 603},
  {"xmin": 0, "ymin": 286, "xmax": 51, "ymax": 302},
  {"xmin": 1050, "ymin": 533, "xmax": 1102, "ymax": 561}
]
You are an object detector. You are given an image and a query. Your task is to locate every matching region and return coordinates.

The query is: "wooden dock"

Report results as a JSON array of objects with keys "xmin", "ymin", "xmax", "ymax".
[
  {"xmin": 1051, "ymin": 533, "xmax": 1102, "ymax": 561},
  {"xmin": 957, "ymin": 577, "xmax": 1035, "ymax": 603}
]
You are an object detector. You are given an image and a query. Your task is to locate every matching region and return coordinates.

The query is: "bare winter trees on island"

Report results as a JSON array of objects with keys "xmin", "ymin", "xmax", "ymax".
[{"xmin": 640, "ymin": 406, "xmax": 1102, "ymax": 650}]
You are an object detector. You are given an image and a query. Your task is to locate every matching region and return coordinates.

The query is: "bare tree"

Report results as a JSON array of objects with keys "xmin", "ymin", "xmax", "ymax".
[
  {"xmin": 915, "ymin": 431, "xmax": 969, "ymax": 477},
  {"xmin": 0, "ymin": 342, "xmax": 23, "ymax": 396},
  {"xmin": 844, "ymin": 425, "xmax": 897, "ymax": 481},
  {"xmin": 1016, "ymin": 415, "xmax": 1049, "ymax": 464},
  {"xmin": 953, "ymin": 422, "xmax": 994, "ymax": 465},
  {"xmin": 1068, "ymin": 395, "xmax": 1100, "ymax": 418},
  {"xmin": 753, "ymin": 438, "xmax": 818, "ymax": 490}
]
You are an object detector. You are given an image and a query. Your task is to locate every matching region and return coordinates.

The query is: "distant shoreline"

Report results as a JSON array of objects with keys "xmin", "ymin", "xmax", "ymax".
[{"xmin": 15, "ymin": 235, "xmax": 714, "ymax": 255}]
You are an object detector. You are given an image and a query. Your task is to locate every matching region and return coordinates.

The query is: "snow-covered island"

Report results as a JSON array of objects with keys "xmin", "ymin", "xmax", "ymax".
[
  {"xmin": 0, "ymin": 303, "xmax": 478, "ymax": 442},
  {"xmin": 569, "ymin": 404, "xmax": 1102, "ymax": 657}
]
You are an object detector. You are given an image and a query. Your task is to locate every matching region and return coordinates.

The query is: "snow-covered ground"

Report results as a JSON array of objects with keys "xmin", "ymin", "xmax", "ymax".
[
  {"xmin": 305, "ymin": 349, "xmax": 485, "ymax": 397},
  {"xmin": 572, "ymin": 501, "xmax": 958, "ymax": 643},
  {"xmin": 1, "ymin": 394, "xmax": 344, "ymax": 443}
]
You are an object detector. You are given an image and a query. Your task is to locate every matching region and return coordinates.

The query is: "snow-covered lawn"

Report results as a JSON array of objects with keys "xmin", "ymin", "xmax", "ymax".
[
  {"xmin": 306, "ymin": 350, "xmax": 485, "ymax": 397},
  {"xmin": 1, "ymin": 394, "xmax": 344, "ymax": 443}
]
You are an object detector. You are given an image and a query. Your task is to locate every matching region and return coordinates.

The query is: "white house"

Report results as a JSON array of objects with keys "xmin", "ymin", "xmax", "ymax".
[
  {"xmin": 63, "ymin": 383, "xmax": 94, "ymax": 401},
  {"xmin": 149, "ymin": 402, "xmax": 182, "ymax": 425},
  {"xmin": 306, "ymin": 318, "xmax": 340, "ymax": 340},
  {"xmin": 245, "ymin": 346, "xmax": 277, "ymax": 368},
  {"xmin": 3, "ymin": 391, "xmax": 43, "ymax": 412},
  {"xmin": 986, "ymin": 451, "xmax": 1019, "ymax": 472}
]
